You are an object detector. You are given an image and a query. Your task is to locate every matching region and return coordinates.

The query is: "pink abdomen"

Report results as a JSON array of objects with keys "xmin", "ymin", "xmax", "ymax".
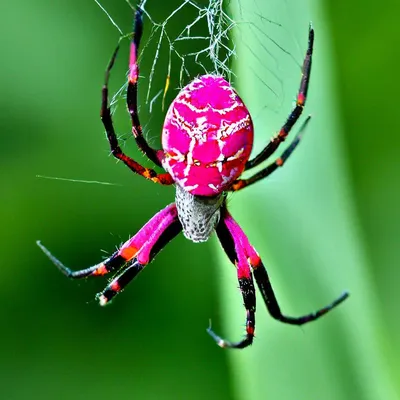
[{"xmin": 162, "ymin": 75, "xmax": 254, "ymax": 196}]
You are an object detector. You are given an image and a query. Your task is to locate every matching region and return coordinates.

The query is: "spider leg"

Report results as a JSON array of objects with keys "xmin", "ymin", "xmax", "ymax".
[
  {"xmin": 97, "ymin": 217, "xmax": 182, "ymax": 305},
  {"xmin": 230, "ymin": 116, "xmax": 311, "ymax": 192},
  {"xmin": 36, "ymin": 240, "xmax": 125, "ymax": 278},
  {"xmin": 127, "ymin": 6, "xmax": 165, "ymax": 167},
  {"xmin": 253, "ymin": 260, "xmax": 349, "ymax": 325},
  {"xmin": 100, "ymin": 45, "xmax": 173, "ymax": 185},
  {"xmin": 37, "ymin": 203, "xmax": 180, "ymax": 288},
  {"xmin": 217, "ymin": 209, "xmax": 349, "ymax": 328},
  {"xmin": 97, "ymin": 259, "xmax": 144, "ymax": 305},
  {"xmin": 245, "ymin": 25, "xmax": 314, "ymax": 171},
  {"xmin": 209, "ymin": 207, "xmax": 256, "ymax": 349}
]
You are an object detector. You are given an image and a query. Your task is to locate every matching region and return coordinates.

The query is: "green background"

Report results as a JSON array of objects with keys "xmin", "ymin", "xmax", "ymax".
[{"xmin": 1, "ymin": 0, "xmax": 398, "ymax": 399}]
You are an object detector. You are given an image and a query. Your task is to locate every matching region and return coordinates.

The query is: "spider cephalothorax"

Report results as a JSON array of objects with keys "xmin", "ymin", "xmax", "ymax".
[
  {"xmin": 175, "ymin": 184, "xmax": 225, "ymax": 242},
  {"xmin": 37, "ymin": 4, "xmax": 348, "ymax": 349}
]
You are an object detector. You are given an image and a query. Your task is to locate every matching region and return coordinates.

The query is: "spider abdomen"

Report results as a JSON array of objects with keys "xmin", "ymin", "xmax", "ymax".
[{"xmin": 162, "ymin": 74, "xmax": 254, "ymax": 196}]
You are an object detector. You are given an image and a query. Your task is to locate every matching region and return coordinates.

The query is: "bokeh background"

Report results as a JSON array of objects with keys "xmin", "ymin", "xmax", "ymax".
[{"xmin": 1, "ymin": 0, "xmax": 399, "ymax": 399}]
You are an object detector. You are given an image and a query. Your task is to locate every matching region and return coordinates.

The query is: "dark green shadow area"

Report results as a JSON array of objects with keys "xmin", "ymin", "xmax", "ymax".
[{"xmin": 0, "ymin": 0, "xmax": 232, "ymax": 399}]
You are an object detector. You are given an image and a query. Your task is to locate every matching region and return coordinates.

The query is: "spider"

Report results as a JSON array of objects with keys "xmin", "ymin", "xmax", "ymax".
[{"xmin": 37, "ymin": 4, "xmax": 349, "ymax": 349}]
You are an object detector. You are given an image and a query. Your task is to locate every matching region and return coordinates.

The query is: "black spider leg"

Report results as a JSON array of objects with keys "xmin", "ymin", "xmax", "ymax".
[
  {"xmin": 101, "ymin": 43, "xmax": 173, "ymax": 185},
  {"xmin": 127, "ymin": 6, "xmax": 164, "ymax": 167},
  {"xmin": 97, "ymin": 219, "xmax": 182, "ymax": 305},
  {"xmin": 231, "ymin": 116, "xmax": 311, "ymax": 191},
  {"xmin": 245, "ymin": 25, "xmax": 314, "ymax": 171},
  {"xmin": 36, "ymin": 241, "xmax": 126, "ymax": 278},
  {"xmin": 208, "ymin": 208, "xmax": 256, "ymax": 349},
  {"xmin": 253, "ymin": 260, "xmax": 349, "ymax": 325},
  {"xmin": 97, "ymin": 260, "xmax": 144, "ymax": 306}
]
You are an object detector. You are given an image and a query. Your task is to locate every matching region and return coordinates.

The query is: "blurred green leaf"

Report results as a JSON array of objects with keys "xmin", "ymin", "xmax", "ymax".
[{"xmin": 215, "ymin": 1, "xmax": 399, "ymax": 399}]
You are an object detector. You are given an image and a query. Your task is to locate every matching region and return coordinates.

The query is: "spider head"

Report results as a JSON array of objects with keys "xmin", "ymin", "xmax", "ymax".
[
  {"xmin": 161, "ymin": 74, "xmax": 254, "ymax": 196},
  {"xmin": 175, "ymin": 184, "xmax": 225, "ymax": 242}
]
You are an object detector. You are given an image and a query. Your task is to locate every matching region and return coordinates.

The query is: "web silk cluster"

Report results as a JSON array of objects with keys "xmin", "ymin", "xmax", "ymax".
[
  {"xmin": 108, "ymin": 0, "xmax": 238, "ymax": 114},
  {"xmin": 37, "ymin": 2, "xmax": 348, "ymax": 349}
]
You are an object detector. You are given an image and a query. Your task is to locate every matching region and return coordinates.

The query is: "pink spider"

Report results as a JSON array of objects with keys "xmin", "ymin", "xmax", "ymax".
[{"xmin": 37, "ymin": 5, "xmax": 348, "ymax": 349}]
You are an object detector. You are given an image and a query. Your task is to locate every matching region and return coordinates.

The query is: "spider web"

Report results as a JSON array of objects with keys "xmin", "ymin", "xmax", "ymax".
[{"xmin": 95, "ymin": 0, "xmax": 302, "ymax": 120}]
